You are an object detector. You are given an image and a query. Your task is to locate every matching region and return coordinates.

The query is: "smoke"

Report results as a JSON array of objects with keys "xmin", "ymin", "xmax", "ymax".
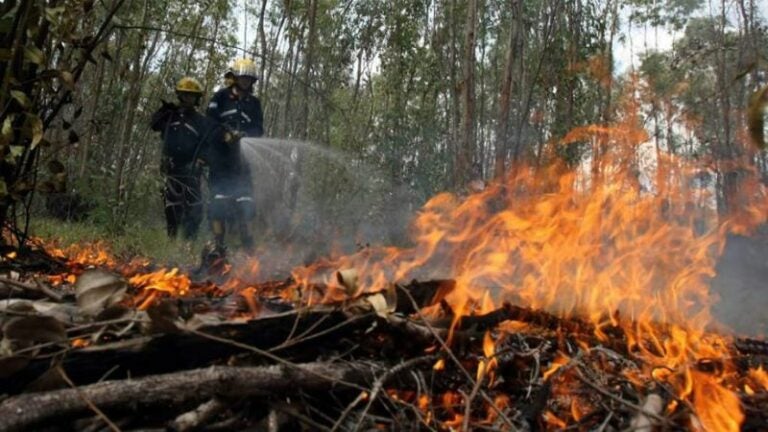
[
  {"xmin": 710, "ymin": 230, "xmax": 768, "ymax": 337},
  {"xmin": 238, "ymin": 138, "xmax": 419, "ymax": 279}
]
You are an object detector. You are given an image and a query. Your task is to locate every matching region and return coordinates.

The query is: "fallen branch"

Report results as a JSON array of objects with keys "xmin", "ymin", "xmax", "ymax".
[
  {"xmin": 0, "ymin": 361, "xmax": 385, "ymax": 431},
  {"xmin": 0, "ymin": 276, "xmax": 47, "ymax": 300}
]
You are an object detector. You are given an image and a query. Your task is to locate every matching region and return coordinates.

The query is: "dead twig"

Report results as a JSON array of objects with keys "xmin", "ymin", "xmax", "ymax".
[
  {"xmin": 461, "ymin": 363, "xmax": 488, "ymax": 432},
  {"xmin": 0, "ymin": 276, "xmax": 47, "ymax": 300},
  {"xmin": 273, "ymin": 402, "xmax": 333, "ymax": 432},
  {"xmin": 401, "ymin": 288, "xmax": 518, "ymax": 430},
  {"xmin": 573, "ymin": 369, "xmax": 669, "ymax": 425},
  {"xmin": 330, "ymin": 355, "xmax": 436, "ymax": 432},
  {"xmin": 268, "ymin": 313, "xmax": 370, "ymax": 353},
  {"xmin": 171, "ymin": 397, "xmax": 227, "ymax": 432},
  {"xmin": 32, "ymin": 276, "xmax": 64, "ymax": 302},
  {"xmin": 56, "ymin": 365, "xmax": 122, "ymax": 432}
]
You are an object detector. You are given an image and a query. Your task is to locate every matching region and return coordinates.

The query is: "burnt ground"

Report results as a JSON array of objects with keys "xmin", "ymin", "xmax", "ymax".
[{"xmin": 712, "ymin": 231, "xmax": 768, "ymax": 337}]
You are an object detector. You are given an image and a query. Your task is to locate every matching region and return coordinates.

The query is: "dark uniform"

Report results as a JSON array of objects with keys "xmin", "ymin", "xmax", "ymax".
[
  {"xmin": 205, "ymin": 86, "xmax": 264, "ymax": 248},
  {"xmin": 150, "ymin": 103, "xmax": 223, "ymax": 239},
  {"xmin": 206, "ymin": 86, "xmax": 264, "ymax": 137}
]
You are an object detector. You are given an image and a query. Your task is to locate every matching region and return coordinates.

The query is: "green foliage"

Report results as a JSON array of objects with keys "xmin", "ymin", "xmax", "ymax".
[
  {"xmin": 30, "ymin": 217, "xmax": 204, "ymax": 267},
  {"xmin": 628, "ymin": 0, "xmax": 703, "ymax": 30}
]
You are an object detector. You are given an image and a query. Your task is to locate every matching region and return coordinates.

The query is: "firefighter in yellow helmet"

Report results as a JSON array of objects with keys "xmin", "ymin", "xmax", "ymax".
[
  {"xmin": 150, "ymin": 77, "xmax": 225, "ymax": 239},
  {"xmin": 204, "ymin": 58, "xmax": 263, "ymax": 253}
]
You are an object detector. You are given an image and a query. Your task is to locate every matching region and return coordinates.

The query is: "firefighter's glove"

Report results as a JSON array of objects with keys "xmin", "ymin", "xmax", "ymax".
[
  {"xmin": 160, "ymin": 99, "xmax": 179, "ymax": 112},
  {"xmin": 224, "ymin": 130, "xmax": 244, "ymax": 145}
]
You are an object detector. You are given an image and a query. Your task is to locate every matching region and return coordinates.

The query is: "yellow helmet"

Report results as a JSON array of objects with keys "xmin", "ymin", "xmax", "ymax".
[
  {"xmin": 231, "ymin": 58, "xmax": 258, "ymax": 80},
  {"xmin": 175, "ymin": 77, "xmax": 203, "ymax": 94}
]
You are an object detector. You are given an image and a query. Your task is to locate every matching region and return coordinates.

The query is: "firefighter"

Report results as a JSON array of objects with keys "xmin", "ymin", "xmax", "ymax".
[
  {"xmin": 205, "ymin": 58, "xmax": 264, "ymax": 252},
  {"xmin": 208, "ymin": 58, "xmax": 264, "ymax": 136},
  {"xmin": 150, "ymin": 77, "xmax": 223, "ymax": 240}
]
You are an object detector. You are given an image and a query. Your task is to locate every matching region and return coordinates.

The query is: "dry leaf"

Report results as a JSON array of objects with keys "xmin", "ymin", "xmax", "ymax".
[
  {"xmin": 3, "ymin": 315, "xmax": 66, "ymax": 343},
  {"xmin": 366, "ymin": 293, "xmax": 390, "ymax": 318},
  {"xmin": 336, "ymin": 268, "xmax": 359, "ymax": 296},
  {"xmin": 184, "ymin": 314, "xmax": 222, "ymax": 330},
  {"xmin": 10, "ymin": 90, "xmax": 30, "ymax": 108},
  {"xmin": 1, "ymin": 315, "xmax": 67, "ymax": 357},
  {"xmin": 75, "ymin": 269, "xmax": 127, "ymax": 317},
  {"xmin": 26, "ymin": 113, "xmax": 43, "ymax": 149},
  {"xmin": 23, "ymin": 46, "xmax": 44, "ymax": 65},
  {"xmin": 146, "ymin": 300, "xmax": 180, "ymax": 334}
]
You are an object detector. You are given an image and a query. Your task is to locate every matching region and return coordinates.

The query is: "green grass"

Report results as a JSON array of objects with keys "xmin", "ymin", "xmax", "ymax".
[{"xmin": 30, "ymin": 217, "xmax": 207, "ymax": 267}]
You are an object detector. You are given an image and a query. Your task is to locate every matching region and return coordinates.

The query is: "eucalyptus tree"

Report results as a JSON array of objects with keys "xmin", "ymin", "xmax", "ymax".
[{"xmin": 0, "ymin": 0, "xmax": 127, "ymax": 242}]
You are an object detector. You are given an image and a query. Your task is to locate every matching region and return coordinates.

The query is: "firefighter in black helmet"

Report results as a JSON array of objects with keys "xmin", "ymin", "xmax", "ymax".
[{"xmin": 150, "ymin": 77, "xmax": 224, "ymax": 239}]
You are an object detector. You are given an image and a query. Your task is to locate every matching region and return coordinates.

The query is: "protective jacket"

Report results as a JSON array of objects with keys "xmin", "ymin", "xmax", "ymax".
[
  {"xmin": 150, "ymin": 103, "xmax": 224, "ymax": 239},
  {"xmin": 151, "ymin": 104, "xmax": 224, "ymax": 173},
  {"xmin": 206, "ymin": 87, "xmax": 264, "ymax": 138}
]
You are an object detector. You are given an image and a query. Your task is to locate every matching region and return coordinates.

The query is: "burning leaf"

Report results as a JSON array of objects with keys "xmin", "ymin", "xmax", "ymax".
[
  {"xmin": 75, "ymin": 269, "xmax": 127, "ymax": 317},
  {"xmin": 344, "ymin": 292, "xmax": 394, "ymax": 317},
  {"xmin": 366, "ymin": 293, "xmax": 391, "ymax": 317},
  {"xmin": 335, "ymin": 268, "xmax": 359, "ymax": 296}
]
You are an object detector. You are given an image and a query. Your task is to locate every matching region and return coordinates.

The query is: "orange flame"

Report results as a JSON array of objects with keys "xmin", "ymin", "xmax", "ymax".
[
  {"xmin": 287, "ymin": 89, "xmax": 767, "ymax": 429},
  {"xmin": 128, "ymin": 267, "xmax": 192, "ymax": 309},
  {"xmin": 543, "ymin": 353, "xmax": 570, "ymax": 382},
  {"xmin": 692, "ymin": 371, "xmax": 744, "ymax": 432},
  {"xmin": 748, "ymin": 366, "xmax": 768, "ymax": 391},
  {"xmin": 478, "ymin": 331, "xmax": 498, "ymax": 385},
  {"xmin": 35, "ymin": 84, "xmax": 767, "ymax": 430}
]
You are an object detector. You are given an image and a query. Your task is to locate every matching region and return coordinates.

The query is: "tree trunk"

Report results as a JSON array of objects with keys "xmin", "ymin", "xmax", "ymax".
[
  {"xmin": 493, "ymin": 0, "xmax": 521, "ymax": 179},
  {"xmin": 456, "ymin": 0, "xmax": 477, "ymax": 188},
  {"xmin": 78, "ymin": 56, "xmax": 106, "ymax": 179},
  {"xmin": 257, "ymin": 0, "xmax": 269, "ymax": 97},
  {"xmin": 301, "ymin": 0, "xmax": 318, "ymax": 141}
]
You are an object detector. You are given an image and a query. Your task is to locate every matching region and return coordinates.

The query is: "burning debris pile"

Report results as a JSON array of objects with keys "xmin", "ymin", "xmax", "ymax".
[
  {"xmin": 0, "ymin": 239, "xmax": 766, "ymax": 432},
  {"xmin": 2, "ymin": 116, "xmax": 768, "ymax": 431}
]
